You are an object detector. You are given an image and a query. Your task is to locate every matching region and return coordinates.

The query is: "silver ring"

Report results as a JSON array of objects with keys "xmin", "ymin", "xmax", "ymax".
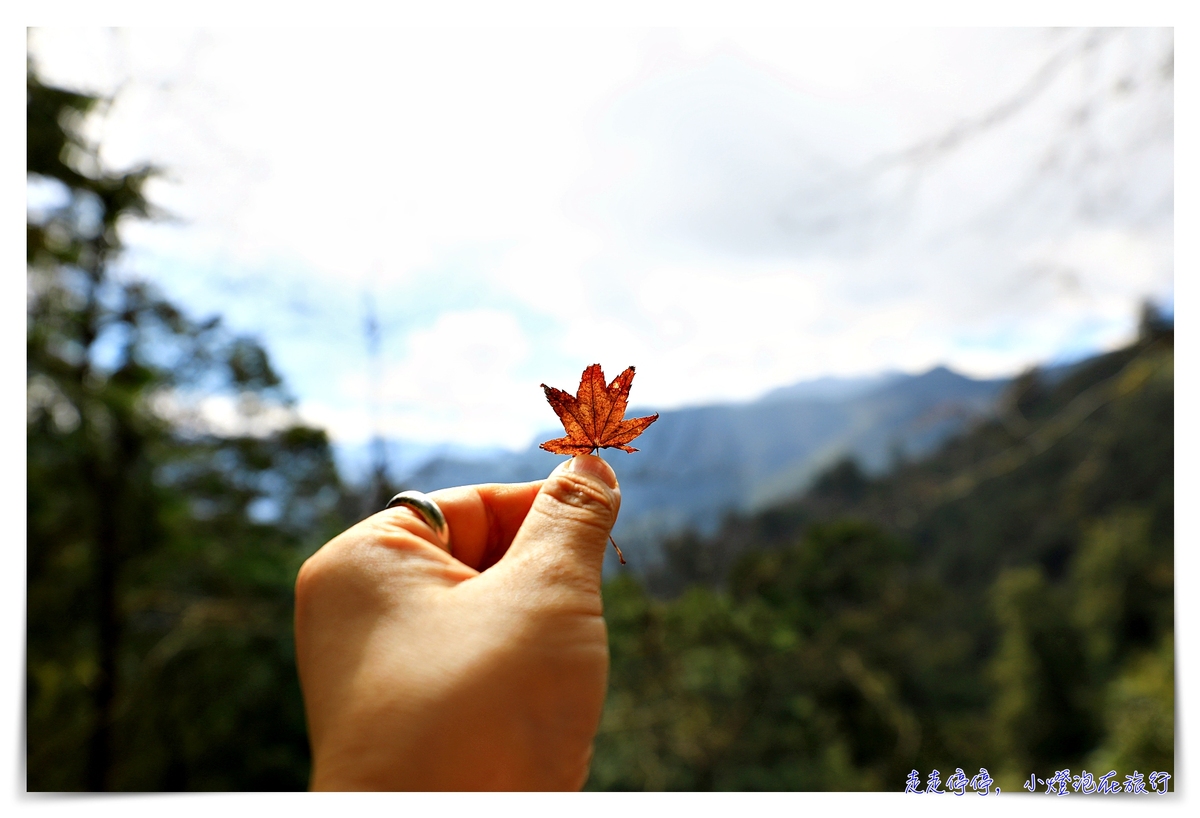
[{"xmin": 385, "ymin": 490, "xmax": 451, "ymax": 553}]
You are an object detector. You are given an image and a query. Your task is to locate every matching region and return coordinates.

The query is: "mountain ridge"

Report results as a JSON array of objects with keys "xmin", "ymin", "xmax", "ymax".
[{"xmin": 390, "ymin": 365, "xmax": 1010, "ymax": 567}]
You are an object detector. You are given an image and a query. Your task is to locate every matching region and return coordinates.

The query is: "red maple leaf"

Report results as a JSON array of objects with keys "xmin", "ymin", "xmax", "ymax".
[{"xmin": 540, "ymin": 364, "xmax": 659, "ymax": 455}]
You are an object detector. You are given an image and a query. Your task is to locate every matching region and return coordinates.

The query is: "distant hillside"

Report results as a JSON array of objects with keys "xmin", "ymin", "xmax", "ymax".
[
  {"xmin": 589, "ymin": 316, "xmax": 1174, "ymax": 792},
  {"xmin": 398, "ymin": 366, "xmax": 1008, "ymax": 567}
]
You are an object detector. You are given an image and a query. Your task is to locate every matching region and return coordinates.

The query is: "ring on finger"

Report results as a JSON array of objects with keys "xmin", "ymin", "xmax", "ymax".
[{"xmin": 384, "ymin": 490, "xmax": 451, "ymax": 554}]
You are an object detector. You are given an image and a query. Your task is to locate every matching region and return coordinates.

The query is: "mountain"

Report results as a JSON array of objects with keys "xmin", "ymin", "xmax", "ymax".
[
  {"xmin": 394, "ymin": 366, "xmax": 1009, "ymax": 567},
  {"xmin": 757, "ymin": 372, "xmax": 906, "ymax": 403},
  {"xmin": 591, "ymin": 325, "xmax": 1175, "ymax": 791}
]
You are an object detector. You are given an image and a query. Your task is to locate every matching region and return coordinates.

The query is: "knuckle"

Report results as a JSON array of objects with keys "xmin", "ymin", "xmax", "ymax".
[
  {"xmin": 294, "ymin": 549, "xmax": 332, "ymax": 615},
  {"xmin": 295, "ymin": 551, "xmax": 325, "ymax": 596},
  {"xmin": 540, "ymin": 471, "xmax": 619, "ymax": 528},
  {"xmin": 294, "ymin": 530, "xmax": 361, "ymax": 605}
]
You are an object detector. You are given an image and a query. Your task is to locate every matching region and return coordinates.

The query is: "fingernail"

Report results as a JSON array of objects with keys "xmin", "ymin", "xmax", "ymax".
[{"xmin": 567, "ymin": 454, "xmax": 618, "ymax": 489}]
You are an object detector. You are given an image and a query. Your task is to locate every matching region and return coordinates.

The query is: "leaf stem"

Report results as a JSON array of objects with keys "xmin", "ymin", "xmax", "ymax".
[
  {"xmin": 609, "ymin": 535, "xmax": 626, "ymax": 564},
  {"xmin": 589, "ymin": 449, "xmax": 624, "ymax": 563}
]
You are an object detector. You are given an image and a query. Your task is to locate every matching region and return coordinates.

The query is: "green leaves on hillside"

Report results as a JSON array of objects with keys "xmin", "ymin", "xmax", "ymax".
[
  {"xmin": 592, "ymin": 523, "xmax": 941, "ymax": 790},
  {"xmin": 592, "ymin": 328, "xmax": 1173, "ymax": 791}
]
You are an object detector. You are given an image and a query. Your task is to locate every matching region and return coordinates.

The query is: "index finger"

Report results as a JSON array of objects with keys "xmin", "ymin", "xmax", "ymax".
[{"xmin": 427, "ymin": 481, "xmax": 544, "ymax": 571}]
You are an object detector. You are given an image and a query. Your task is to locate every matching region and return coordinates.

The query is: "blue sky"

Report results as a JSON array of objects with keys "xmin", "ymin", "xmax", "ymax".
[{"xmin": 27, "ymin": 27, "xmax": 1174, "ymax": 451}]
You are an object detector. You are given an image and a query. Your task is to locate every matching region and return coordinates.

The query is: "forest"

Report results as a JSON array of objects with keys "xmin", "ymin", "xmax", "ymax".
[
  {"xmin": 590, "ymin": 307, "xmax": 1173, "ymax": 791},
  {"xmin": 27, "ymin": 63, "xmax": 1172, "ymax": 792}
]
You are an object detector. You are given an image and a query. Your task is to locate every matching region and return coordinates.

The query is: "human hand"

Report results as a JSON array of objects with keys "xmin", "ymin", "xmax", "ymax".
[{"xmin": 293, "ymin": 454, "xmax": 621, "ymax": 791}]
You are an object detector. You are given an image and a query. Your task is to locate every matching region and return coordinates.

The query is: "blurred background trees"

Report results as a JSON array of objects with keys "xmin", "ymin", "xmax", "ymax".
[
  {"xmin": 591, "ymin": 316, "xmax": 1172, "ymax": 791},
  {"xmin": 27, "ymin": 62, "xmax": 347, "ymax": 790},
  {"xmin": 27, "ymin": 49, "xmax": 1172, "ymax": 791}
]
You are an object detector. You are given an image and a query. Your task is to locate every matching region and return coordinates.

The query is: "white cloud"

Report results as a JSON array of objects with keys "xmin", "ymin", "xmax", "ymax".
[
  {"xmin": 306, "ymin": 309, "xmax": 537, "ymax": 448},
  {"xmin": 28, "ymin": 27, "xmax": 1174, "ymax": 449},
  {"xmin": 149, "ymin": 391, "xmax": 300, "ymax": 439}
]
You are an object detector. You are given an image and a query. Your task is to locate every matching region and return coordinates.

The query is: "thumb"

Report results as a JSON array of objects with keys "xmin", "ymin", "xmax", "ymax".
[{"xmin": 497, "ymin": 454, "xmax": 621, "ymax": 600}]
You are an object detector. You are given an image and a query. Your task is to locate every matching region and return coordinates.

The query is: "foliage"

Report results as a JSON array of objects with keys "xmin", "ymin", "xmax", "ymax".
[
  {"xmin": 591, "ymin": 523, "xmax": 937, "ymax": 790},
  {"xmin": 591, "ymin": 322, "xmax": 1172, "ymax": 791},
  {"xmin": 539, "ymin": 364, "xmax": 659, "ymax": 455},
  {"xmin": 27, "ymin": 62, "xmax": 346, "ymax": 791}
]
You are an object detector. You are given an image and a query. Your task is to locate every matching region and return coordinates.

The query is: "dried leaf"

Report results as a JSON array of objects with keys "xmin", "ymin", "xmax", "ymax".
[{"xmin": 540, "ymin": 364, "xmax": 659, "ymax": 454}]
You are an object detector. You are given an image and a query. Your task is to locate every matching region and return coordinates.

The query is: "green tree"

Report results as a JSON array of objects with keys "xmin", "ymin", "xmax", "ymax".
[
  {"xmin": 591, "ymin": 313, "xmax": 1172, "ymax": 791},
  {"xmin": 591, "ymin": 522, "xmax": 943, "ymax": 791},
  {"xmin": 987, "ymin": 566, "xmax": 1097, "ymax": 787},
  {"xmin": 27, "ymin": 61, "xmax": 343, "ymax": 791}
]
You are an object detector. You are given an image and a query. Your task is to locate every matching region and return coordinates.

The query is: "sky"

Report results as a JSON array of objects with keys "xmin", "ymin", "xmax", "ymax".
[{"xmin": 26, "ymin": 27, "xmax": 1174, "ymax": 453}]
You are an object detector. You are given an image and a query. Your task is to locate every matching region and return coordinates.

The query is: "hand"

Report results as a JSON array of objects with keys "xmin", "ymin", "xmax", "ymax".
[{"xmin": 293, "ymin": 454, "xmax": 621, "ymax": 791}]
